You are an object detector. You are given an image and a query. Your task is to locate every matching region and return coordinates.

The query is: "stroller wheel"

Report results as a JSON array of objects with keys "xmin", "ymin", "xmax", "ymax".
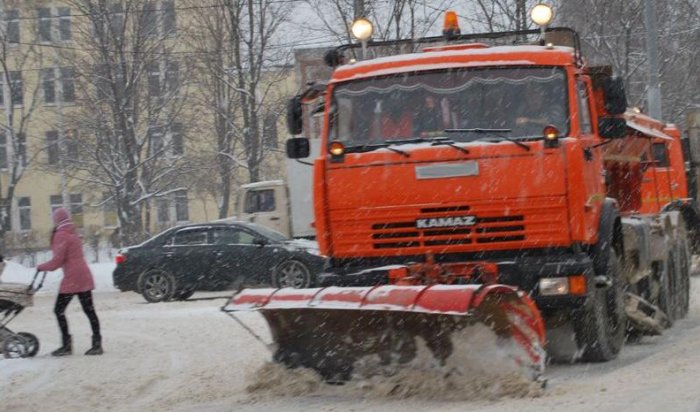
[
  {"xmin": 18, "ymin": 332, "xmax": 40, "ymax": 357},
  {"xmin": 3, "ymin": 336, "xmax": 28, "ymax": 359}
]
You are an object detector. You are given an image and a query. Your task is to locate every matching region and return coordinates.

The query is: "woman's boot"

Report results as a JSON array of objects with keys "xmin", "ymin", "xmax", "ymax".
[
  {"xmin": 85, "ymin": 335, "xmax": 103, "ymax": 355},
  {"xmin": 51, "ymin": 335, "xmax": 72, "ymax": 356}
]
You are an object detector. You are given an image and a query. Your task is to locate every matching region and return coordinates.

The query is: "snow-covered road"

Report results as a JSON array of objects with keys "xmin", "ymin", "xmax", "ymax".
[{"xmin": 2, "ymin": 277, "xmax": 700, "ymax": 411}]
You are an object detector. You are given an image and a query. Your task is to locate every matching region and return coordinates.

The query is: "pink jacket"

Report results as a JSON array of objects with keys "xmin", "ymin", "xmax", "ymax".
[{"xmin": 37, "ymin": 208, "xmax": 95, "ymax": 294}]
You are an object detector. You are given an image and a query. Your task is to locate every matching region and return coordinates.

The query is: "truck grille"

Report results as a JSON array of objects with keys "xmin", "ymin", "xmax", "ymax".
[
  {"xmin": 329, "ymin": 197, "xmax": 570, "ymax": 257},
  {"xmin": 371, "ymin": 214, "xmax": 525, "ymax": 249}
]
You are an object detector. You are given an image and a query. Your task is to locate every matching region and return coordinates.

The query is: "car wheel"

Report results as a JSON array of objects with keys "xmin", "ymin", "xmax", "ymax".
[
  {"xmin": 139, "ymin": 269, "xmax": 177, "ymax": 303},
  {"xmin": 274, "ymin": 260, "xmax": 312, "ymax": 288}
]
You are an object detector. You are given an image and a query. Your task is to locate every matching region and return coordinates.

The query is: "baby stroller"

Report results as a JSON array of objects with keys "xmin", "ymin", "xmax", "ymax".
[{"xmin": 0, "ymin": 271, "xmax": 46, "ymax": 359}]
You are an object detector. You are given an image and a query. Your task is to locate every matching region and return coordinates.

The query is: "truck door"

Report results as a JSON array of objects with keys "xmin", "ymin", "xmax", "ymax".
[
  {"xmin": 242, "ymin": 188, "xmax": 289, "ymax": 236},
  {"xmin": 578, "ymin": 78, "xmax": 606, "ymax": 238}
]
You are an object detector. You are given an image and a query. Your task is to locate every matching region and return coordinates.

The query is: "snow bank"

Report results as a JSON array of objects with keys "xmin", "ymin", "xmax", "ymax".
[{"xmin": 0, "ymin": 260, "xmax": 117, "ymax": 293}]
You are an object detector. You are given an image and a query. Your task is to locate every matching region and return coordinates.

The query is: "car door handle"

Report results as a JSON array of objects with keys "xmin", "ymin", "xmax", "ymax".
[
  {"xmin": 163, "ymin": 252, "xmax": 175, "ymax": 257},
  {"xmin": 215, "ymin": 251, "xmax": 224, "ymax": 256}
]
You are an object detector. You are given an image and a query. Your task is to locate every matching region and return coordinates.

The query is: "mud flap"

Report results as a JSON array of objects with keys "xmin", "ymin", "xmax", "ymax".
[{"xmin": 223, "ymin": 285, "xmax": 546, "ymax": 382}]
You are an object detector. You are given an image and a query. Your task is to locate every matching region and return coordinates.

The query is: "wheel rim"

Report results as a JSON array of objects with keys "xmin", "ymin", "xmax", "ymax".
[
  {"xmin": 144, "ymin": 272, "xmax": 170, "ymax": 300},
  {"xmin": 4, "ymin": 337, "xmax": 26, "ymax": 359},
  {"xmin": 277, "ymin": 261, "xmax": 310, "ymax": 288},
  {"xmin": 18, "ymin": 333, "xmax": 38, "ymax": 357}
]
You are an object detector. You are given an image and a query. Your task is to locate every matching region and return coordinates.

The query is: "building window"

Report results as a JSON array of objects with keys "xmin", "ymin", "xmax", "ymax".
[
  {"xmin": 70, "ymin": 193, "xmax": 83, "ymax": 227},
  {"xmin": 95, "ymin": 63, "xmax": 124, "ymax": 100},
  {"xmin": 50, "ymin": 194, "xmax": 63, "ymax": 214},
  {"xmin": 42, "ymin": 67, "xmax": 75, "ymax": 104},
  {"xmin": 2, "ymin": 71, "xmax": 24, "ymax": 106},
  {"xmin": 149, "ymin": 124, "xmax": 184, "ymax": 156},
  {"xmin": 10, "ymin": 71, "xmax": 22, "ymax": 106},
  {"xmin": 65, "ymin": 129, "xmax": 79, "ymax": 160},
  {"xmin": 148, "ymin": 126, "xmax": 164, "ymax": 156},
  {"xmin": 156, "ymin": 197, "xmax": 170, "ymax": 224},
  {"xmin": 58, "ymin": 8, "xmax": 72, "ymax": 42},
  {"xmin": 18, "ymin": 197, "xmax": 31, "ymax": 231},
  {"xmin": 5, "ymin": 10, "xmax": 20, "ymax": 44},
  {"xmin": 41, "ymin": 69, "xmax": 55, "ymax": 103},
  {"xmin": 38, "ymin": 8, "xmax": 52, "ymax": 42},
  {"xmin": 49, "ymin": 194, "xmax": 82, "ymax": 226},
  {"xmin": 37, "ymin": 7, "xmax": 71, "ymax": 42},
  {"xmin": 46, "ymin": 131, "xmax": 59, "ymax": 165},
  {"xmin": 18, "ymin": 133, "xmax": 26, "ymax": 167},
  {"xmin": 171, "ymin": 123, "xmax": 184, "ymax": 155},
  {"xmin": 142, "ymin": 1, "xmax": 176, "ymax": 37},
  {"xmin": 163, "ymin": 1, "xmax": 176, "ymax": 36},
  {"xmin": 0, "ymin": 132, "xmax": 7, "ymax": 169},
  {"xmin": 148, "ymin": 61, "xmax": 179, "ymax": 101},
  {"xmin": 174, "ymin": 191, "xmax": 189, "ymax": 222}
]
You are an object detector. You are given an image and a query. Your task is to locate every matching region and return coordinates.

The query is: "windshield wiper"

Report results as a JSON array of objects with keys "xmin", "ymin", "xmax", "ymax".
[
  {"xmin": 445, "ymin": 128, "xmax": 530, "ymax": 151},
  {"xmin": 430, "ymin": 137, "xmax": 469, "ymax": 154},
  {"xmin": 344, "ymin": 142, "xmax": 410, "ymax": 157},
  {"xmin": 446, "ymin": 128, "xmax": 513, "ymax": 134}
]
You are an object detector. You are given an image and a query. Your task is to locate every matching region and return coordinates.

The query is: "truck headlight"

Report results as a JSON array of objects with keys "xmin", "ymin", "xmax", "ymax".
[
  {"xmin": 539, "ymin": 277, "xmax": 569, "ymax": 296},
  {"xmin": 539, "ymin": 275, "xmax": 587, "ymax": 296}
]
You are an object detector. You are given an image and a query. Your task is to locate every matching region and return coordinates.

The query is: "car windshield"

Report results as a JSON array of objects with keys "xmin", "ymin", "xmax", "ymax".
[
  {"xmin": 328, "ymin": 66, "xmax": 569, "ymax": 147},
  {"xmin": 245, "ymin": 223, "xmax": 288, "ymax": 243}
]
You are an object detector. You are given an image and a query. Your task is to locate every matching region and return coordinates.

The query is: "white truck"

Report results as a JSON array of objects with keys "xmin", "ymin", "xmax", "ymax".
[{"xmin": 236, "ymin": 138, "xmax": 320, "ymax": 238}]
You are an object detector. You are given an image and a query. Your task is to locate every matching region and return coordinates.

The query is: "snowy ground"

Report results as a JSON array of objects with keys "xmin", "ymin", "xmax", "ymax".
[{"xmin": 2, "ymin": 262, "xmax": 700, "ymax": 411}]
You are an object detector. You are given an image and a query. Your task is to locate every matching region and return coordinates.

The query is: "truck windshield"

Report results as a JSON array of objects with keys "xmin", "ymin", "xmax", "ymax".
[{"xmin": 328, "ymin": 67, "xmax": 568, "ymax": 147}]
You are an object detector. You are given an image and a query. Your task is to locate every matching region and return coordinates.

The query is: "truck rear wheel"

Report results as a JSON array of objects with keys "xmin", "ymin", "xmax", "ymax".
[{"xmin": 573, "ymin": 249, "xmax": 626, "ymax": 362}]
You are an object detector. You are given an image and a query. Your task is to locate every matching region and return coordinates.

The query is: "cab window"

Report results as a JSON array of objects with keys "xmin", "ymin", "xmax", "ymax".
[
  {"xmin": 576, "ymin": 79, "xmax": 592, "ymax": 134},
  {"xmin": 244, "ymin": 189, "xmax": 276, "ymax": 213},
  {"xmin": 652, "ymin": 143, "xmax": 670, "ymax": 167}
]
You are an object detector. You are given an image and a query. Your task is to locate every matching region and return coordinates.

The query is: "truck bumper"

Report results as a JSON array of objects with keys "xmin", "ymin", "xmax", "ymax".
[{"xmin": 318, "ymin": 252, "xmax": 593, "ymax": 308}]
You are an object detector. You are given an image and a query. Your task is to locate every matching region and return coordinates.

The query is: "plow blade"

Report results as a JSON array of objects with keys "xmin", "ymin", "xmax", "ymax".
[{"xmin": 224, "ymin": 284, "xmax": 545, "ymax": 382}]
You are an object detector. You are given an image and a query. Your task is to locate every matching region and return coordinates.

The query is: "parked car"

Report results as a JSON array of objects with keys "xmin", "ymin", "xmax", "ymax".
[{"xmin": 112, "ymin": 221, "xmax": 325, "ymax": 303}]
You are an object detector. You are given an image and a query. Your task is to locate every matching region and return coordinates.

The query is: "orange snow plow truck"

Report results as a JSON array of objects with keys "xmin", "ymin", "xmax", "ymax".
[{"xmin": 224, "ymin": 17, "xmax": 697, "ymax": 383}]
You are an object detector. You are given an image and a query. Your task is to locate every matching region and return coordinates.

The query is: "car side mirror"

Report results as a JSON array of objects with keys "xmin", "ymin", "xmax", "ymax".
[
  {"xmin": 254, "ymin": 237, "xmax": 268, "ymax": 247},
  {"xmin": 287, "ymin": 96, "xmax": 303, "ymax": 135},
  {"xmin": 598, "ymin": 117, "xmax": 627, "ymax": 139},
  {"xmin": 286, "ymin": 137, "xmax": 310, "ymax": 159},
  {"xmin": 603, "ymin": 77, "xmax": 627, "ymax": 115}
]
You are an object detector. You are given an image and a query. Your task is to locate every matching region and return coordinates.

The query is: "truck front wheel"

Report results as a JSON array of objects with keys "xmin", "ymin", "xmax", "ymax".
[{"xmin": 573, "ymin": 249, "xmax": 626, "ymax": 362}]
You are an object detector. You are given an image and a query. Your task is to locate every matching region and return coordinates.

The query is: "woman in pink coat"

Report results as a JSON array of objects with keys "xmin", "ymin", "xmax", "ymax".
[{"xmin": 37, "ymin": 207, "xmax": 102, "ymax": 356}]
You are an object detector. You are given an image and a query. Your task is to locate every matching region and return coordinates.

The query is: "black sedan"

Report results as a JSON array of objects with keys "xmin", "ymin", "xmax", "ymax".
[{"xmin": 112, "ymin": 221, "xmax": 325, "ymax": 302}]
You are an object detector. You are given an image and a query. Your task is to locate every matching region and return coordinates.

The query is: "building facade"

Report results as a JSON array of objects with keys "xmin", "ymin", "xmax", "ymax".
[{"xmin": 0, "ymin": 0, "xmax": 291, "ymax": 252}]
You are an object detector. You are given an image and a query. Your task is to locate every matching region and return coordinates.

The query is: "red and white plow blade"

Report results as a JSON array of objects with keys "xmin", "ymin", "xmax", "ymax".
[{"xmin": 224, "ymin": 284, "xmax": 545, "ymax": 382}]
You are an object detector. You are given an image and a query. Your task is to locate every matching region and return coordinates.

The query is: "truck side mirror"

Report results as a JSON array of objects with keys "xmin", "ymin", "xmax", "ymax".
[
  {"xmin": 603, "ymin": 77, "xmax": 627, "ymax": 115},
  {"xmin": 286, "ymin": 137, "xmax": 310, "ymax": 159},
  {"xmin": 287, "ymin": 96, "xmax": 303, "ymax": 135},
  {"xmin": 598, "ymin": 117, "xmax": 627, "ymax": 139}
]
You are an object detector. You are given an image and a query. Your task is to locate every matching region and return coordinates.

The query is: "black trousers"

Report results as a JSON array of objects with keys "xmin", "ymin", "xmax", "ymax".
[{"xmin": 54, "ymin": 291, "xmax": 101, "ymax": 340}]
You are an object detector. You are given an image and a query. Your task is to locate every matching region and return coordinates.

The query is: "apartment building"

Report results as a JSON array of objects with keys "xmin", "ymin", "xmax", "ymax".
[{"xmin": 0, "ymin": 1, "xmax": 291, "ymax": 251}]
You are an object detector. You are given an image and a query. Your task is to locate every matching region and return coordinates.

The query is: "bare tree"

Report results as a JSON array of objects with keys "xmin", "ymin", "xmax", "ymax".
[
  {"xmin": 0, "ymin": 6, "xmax": 43, "ymax": 248},
  {"xmin": 55, "ymin": 0, "xmax": 194, "ymax": 244},
  {"xmin": 184, "ymin": 0, "xmax": 292, "ymax": 218},
  {"xmin": 558, "ymin": 0, "xmax": 700, "ymax": 125}
]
